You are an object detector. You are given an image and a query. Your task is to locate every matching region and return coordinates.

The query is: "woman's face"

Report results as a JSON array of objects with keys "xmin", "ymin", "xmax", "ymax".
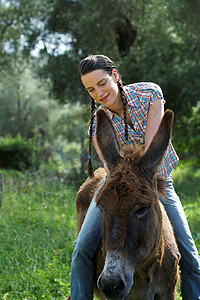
[{"xmin": 81, "ymin": 69, "xmax": 121, "ymax": 108}]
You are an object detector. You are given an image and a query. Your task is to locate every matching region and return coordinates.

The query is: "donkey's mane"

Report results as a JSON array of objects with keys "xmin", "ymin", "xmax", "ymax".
[
  {"xmin": 110, "ymin": 144, "xmax": 165, "ymax": 197},
  {"xmin": 122, "ymin": 145, "xmax": 144, "ymax": 167}
]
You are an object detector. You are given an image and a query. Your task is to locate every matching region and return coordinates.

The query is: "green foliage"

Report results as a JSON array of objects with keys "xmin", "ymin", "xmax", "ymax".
[
  {"xmin": 0, "ymin": 135, "xmax": 40, "ymax": 171},
  {"xmin": 173, "ymin": 101, "xmax": 200, "ymax": 165},
  {"xmin": 173, "ymin": 160, "xmax": 200, "ymax": 197},
  {"xmin": 1, "ymin": 0, "xmax": 200, "ymax": 169},
  {"xmin": 0, "ymin": 66, "xmax": 60, "ymax": 139},
  {"xmin": 187, "ymin": 102, "xmax": 200, "ymax": 164},
  {"xmin": 21, "ymin": 0, "xmax": 200, "ymax": 117},
  {"xmin": 173, "ymin": 162, "xmax": 200, "ymax": 248},
  {"xmin": 0, "ymin": 0, "xmax": 47, "ymax": 69},
  {"xmin": 0, "ymin": 63, "xmax": 90, "ymax": 178}
]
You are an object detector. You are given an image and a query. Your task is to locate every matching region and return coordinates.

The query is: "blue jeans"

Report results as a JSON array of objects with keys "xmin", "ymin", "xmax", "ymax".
[{"xmin": 70, "ymin": 176, "xmax": 200, "ymax": 300}]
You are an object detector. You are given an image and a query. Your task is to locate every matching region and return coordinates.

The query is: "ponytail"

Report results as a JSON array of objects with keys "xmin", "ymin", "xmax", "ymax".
[
  {"xmin": 88, "ymin": 97, "xmax": 96, "ymax": 177},
  {"xmin": 117, "ymin": 80, "xmax": 129, "ymax": 143}
]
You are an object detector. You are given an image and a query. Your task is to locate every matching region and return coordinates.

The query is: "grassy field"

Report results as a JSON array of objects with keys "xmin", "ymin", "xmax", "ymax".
[
  {"xmin": 0, "ymin": 170, "xmax": 77, "ymax": 299},
  {"xmin": 0, "ymin": 163, "xmax": 199, "ymax": 300}
]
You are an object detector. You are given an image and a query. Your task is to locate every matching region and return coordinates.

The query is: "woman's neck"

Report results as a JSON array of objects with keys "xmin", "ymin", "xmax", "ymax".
[{"xmin": 107, "ymin": 92, "xmax": 124, "ymax": 117}]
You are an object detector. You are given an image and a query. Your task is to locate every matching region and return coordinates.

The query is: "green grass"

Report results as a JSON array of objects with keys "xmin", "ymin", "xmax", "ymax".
[
  {"xmin": 0, "ymin": 162, "xmax": 199, "ymax": 299},
  {"xmin": 173, "ymin": 161, "xmax": 200, "ymax": 250},
  {"xmin": 0, "ymin": 170, "xmax": 77, "ymax": 299}
]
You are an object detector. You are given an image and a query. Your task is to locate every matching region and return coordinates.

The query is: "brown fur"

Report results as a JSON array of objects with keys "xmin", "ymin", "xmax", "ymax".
[
  {"xmin": 76, "ymin": 167, "xmax": 106, "ymax": 236},
  {"xmin": 68, "ymin": 110, "xmax": 180, "ymax": 300}
]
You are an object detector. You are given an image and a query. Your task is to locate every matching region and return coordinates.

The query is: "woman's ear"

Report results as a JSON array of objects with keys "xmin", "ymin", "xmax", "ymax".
[{"xmin": 112, "ymin": 69, "xmax": 120, "ymax": 83}]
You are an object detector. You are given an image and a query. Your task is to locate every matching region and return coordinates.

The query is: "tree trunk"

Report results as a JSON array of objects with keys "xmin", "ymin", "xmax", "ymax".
[{"xmin": 17, "ymin": 97, "xmax": 22, "ymax": 135}]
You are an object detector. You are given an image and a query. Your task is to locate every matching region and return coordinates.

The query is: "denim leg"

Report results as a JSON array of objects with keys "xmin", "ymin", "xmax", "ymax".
[
  {"xmin": 160, "ymin": 176, "xmax": 200, "ymax": 300},
  {"xmin": 70, "ymin": 177, "xmax": 107, "ymax": 300}
]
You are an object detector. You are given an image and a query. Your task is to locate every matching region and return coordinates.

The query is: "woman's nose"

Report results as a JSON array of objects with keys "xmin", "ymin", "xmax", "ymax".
[{"xmin": 96, "ymin": 87, "xmax": 104, "ymax": 97}]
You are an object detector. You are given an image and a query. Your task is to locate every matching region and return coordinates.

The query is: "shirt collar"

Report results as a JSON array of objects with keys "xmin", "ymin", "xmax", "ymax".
[
  {"xmin": 99, "ymin": 84, "xmax": 138, "ymax": 118},
  {"xmin": 100, "ymin": 105, "xmax": 118, "ymax": 120}
]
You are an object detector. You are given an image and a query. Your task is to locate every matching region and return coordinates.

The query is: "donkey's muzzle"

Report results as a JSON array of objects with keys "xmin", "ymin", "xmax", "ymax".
[{"xmin": 97, "ymin": 251, "xmax": 134, "ymax": 300}]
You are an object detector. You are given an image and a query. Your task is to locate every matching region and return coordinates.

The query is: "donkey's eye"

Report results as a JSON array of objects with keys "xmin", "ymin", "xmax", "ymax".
[{"xmin": 135, "ymin": 206, "xmax": 149, "ymax": 217}]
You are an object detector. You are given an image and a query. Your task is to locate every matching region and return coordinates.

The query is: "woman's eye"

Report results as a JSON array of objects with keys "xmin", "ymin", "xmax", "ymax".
[{"xmin": 100, "ymin": 80, "xmax": 106, "ymax": 86}]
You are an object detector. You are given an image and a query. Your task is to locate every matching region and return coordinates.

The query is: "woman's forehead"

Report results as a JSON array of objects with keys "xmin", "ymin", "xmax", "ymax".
[{"xmin": 81, "ymin": 69, "xmax": 110, "ymax": 88}]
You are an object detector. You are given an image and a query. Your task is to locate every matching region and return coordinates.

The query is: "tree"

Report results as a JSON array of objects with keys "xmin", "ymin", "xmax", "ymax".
[
  {"xmin": 1, "ymin": 0, "xmax": 200, "ymax": 163},
  {"xmin": 18, "ymin": 0, "xmax": 200, "ymax": 117},
  {"xmin": 1, "ymin": 0, "xmax": 199, "ymax": 114},
  {"xmin": 0, "ymin": 0, "xmax": 47, "ymax": 67},
  {"xmin": 0, "ymin": 65, "xmax": 58, "ymax": 139},
  {"xmin": 24, "ymin": 0, "xmax": 140, "ymax": 102}
]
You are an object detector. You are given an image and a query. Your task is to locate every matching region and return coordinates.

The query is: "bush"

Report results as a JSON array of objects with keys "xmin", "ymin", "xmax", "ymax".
[
  {"xmin": 173, "ymin": 101, "xmax": 200, "ymax": 167},
  {"xmin": 0, "ymin": 135, "xmax": 41, "ymax": 171},
  {"xmin": 187, "ymin": 101, "xmax": 200, "ymax": 166}
]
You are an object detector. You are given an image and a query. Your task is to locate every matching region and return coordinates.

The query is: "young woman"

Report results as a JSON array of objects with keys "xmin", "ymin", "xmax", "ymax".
[{"xmin": 69, "ymin": 54, "xmax": 200, "ymax": 299}]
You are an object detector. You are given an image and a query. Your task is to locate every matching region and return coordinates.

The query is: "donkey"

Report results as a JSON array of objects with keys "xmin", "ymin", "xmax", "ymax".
[{"xmin": 73, "ymin": 109, "xmax": 180, "ymax": 300}]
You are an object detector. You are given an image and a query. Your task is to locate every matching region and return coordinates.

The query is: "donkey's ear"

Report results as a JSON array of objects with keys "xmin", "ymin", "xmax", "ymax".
[
  {"xmin": 96, "ymin": 109, "xmax": 122, "ymax": 173},
  {"xmin": 141, "ymin": 109, "xmax": 174, "ymax": 175}
]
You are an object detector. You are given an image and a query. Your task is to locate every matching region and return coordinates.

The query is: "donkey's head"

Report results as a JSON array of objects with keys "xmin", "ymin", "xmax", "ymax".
[{"xmin": 95, "ymin": 109, "xmax": 174, "ymax": 300}]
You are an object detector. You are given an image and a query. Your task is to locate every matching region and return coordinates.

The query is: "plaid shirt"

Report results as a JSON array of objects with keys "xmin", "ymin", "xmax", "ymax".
[{"xmin": 90, "ymin": 82, "xmax": 179, "ymax": 178}]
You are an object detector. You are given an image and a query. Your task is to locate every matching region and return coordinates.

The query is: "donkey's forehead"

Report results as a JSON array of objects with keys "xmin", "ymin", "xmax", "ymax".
[
  {"xmin": 96, "ymin": 174, "xmax": 155, "ymax": 211},
  {"xmin": 95, "ymin": 147, "xmax": 156, "ymax": 210}
]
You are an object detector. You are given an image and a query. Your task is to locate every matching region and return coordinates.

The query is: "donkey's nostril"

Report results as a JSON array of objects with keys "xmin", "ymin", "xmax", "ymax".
[
  {"xmin": 114, "ymin": 279, "xmax": 125, "ymax": 292},
  {"xmin": 98, "ymin": 273, "xmax": 126, "ymax": 299}
]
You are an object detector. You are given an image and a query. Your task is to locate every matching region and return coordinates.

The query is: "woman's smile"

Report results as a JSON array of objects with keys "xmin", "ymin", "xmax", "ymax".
[{"xmin": 99, "ymin": 94, "xmax": 110, "ymax": 103}]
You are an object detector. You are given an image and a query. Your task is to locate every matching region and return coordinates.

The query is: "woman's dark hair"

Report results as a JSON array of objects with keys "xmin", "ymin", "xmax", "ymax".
[{"xmin": 79, "ymin": 54, "xmax": 128, "ymax": 177}]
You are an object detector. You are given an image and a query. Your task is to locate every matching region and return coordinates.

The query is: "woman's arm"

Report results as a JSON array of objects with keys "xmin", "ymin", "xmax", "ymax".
[
  {"xmin": 92, "ymin": 136, "xmax": 110, "ymax": 174},
  {"xmin": 144, "ymin": 99, "xmax": 164, "ymax": 152},
  {"xmin": 92, "ymin": 99, "xmax": 164, "ymax": 169}
]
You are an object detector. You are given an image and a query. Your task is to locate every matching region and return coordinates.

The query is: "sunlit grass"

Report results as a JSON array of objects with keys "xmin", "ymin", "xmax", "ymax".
[{"xmin": 0, "ymin": 171, "xmax": 76, "ymax": 299}]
